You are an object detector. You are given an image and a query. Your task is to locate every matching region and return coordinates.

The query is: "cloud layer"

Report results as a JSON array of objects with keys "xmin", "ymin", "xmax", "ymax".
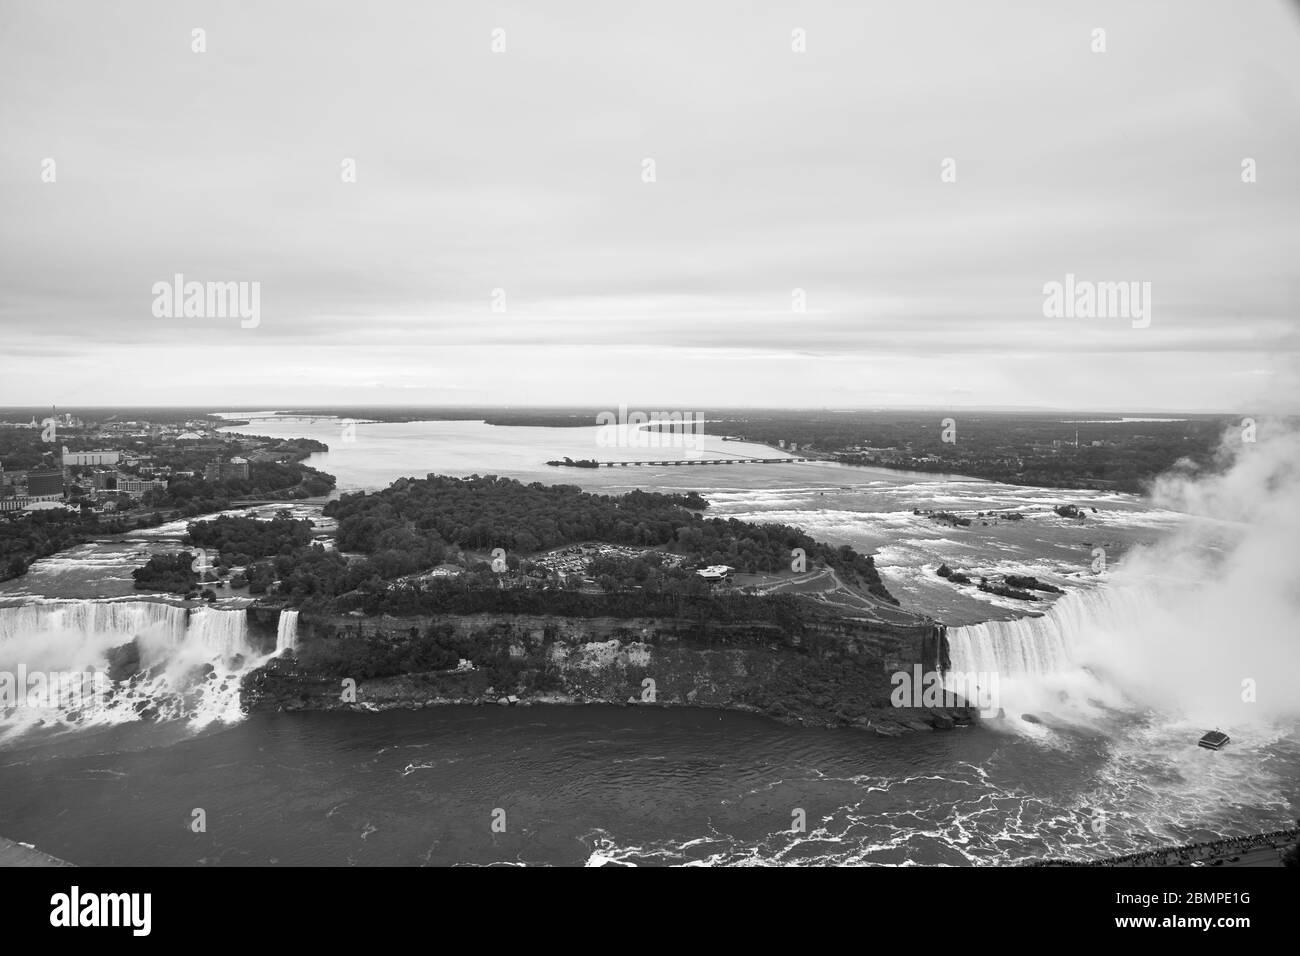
[{"xmin": 2, "ymin": 0, "xmax": 1298, "ymax": 408}]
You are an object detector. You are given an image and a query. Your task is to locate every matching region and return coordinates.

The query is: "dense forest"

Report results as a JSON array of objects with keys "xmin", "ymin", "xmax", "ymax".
[
  {"xmin": 186, "ymin": 513, "xmax": 316, "ymax": 558},
  {"xmin": 197, "ymin": 474, "xmax": 895, "ymax": 615},
  {"xmin": 322, "ymin": 474, "xmax": 893, "ymax": 601},
  {"xmin": 0, "ymin": 427, "xmax": 63, "ymax": 471},
  {"xmin": 132, "ymin": 552, "xmax": 201, "ymax": 595}
]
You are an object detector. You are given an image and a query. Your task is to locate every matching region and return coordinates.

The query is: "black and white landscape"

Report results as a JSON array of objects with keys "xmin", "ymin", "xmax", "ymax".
[{"xmin": 0, "ymin": 0, "xmax": 1298, "ymax": 880}]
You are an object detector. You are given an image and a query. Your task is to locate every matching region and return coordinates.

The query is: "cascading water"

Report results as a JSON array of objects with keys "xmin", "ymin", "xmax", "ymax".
[
  {"xmin": 939, "ymin": 563, "xmax": 1297, "ymax": 853},
  {"xmin": 188, "ymin": 606, "xmax": 256, "ymax": 659},
  {"xmin": 943, "ymin": 582, "xmax": 1170, "ymax": 728},
  {"xmin": 946, "ymin": 584, "xmax": 1162, "ymax": 678},
  {"xmin": 275, "ymin": 609, "xmax": 299, "ymax": 656},
  {"xmin": 0, "ymin": 600, "xmax": 190, "ymax": 666},
  {"xmin": 0, "ymin": 600, "xmax": 280, "ymax": 738}
]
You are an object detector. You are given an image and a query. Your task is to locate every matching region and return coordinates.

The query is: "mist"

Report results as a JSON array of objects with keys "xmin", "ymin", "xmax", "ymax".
[{"xmin": 1088, "ymin": 418, "xmax": 1300, "ymax": 725}]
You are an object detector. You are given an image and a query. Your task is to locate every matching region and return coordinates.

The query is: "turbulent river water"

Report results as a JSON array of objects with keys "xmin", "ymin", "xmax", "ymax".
[{"xmin": 0, "ymin": 413, "xmax": 1294, "ymax": 865}]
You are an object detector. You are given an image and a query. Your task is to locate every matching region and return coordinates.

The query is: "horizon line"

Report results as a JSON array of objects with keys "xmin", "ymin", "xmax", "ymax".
[{"xmin": 0, "ymin": 403, "xmax": 1275, "ymax": 417}]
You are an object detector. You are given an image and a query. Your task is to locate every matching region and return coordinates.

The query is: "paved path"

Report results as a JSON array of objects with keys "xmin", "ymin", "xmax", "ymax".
[{"xmin": 759, "ymin": 566, "xmax": 929, "ymax": 627}]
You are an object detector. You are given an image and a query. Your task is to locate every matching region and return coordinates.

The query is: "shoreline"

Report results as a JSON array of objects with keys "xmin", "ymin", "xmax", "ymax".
[
  {"xmin": 0, "ymin": 836, "xmax": 75, "ymax": 867},
  {"xmin": 1031, "ymin": 827, "xmax": 1298, "ymax": 868},
  {"xmin": 265, "ymin": 690, "xmax": 972, "ymax": 737}
]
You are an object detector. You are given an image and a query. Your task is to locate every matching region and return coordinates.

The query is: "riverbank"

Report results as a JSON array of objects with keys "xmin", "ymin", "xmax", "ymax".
[
  {"xmin": 1030, "ymin": 827, "xmax": 1299, "ymax": 867},
  {"xmin": 245, "ymin": 664, "xmax": 976, "ymax": 737},
  {"xmin": 0, "ymin": 836, "xmax": 74, "ymax": 867}
]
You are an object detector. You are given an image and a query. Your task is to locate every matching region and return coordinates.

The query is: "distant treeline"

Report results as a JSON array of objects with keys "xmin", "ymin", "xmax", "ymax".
[{"xmin": 698, "ymin": 412, "xmax": 1238, "ymax": 492}]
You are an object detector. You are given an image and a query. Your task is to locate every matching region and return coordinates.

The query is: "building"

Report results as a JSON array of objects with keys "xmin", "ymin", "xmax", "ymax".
[
  {"xmin": 62, "ymin": 447, "xmax": 121, "ymax": 467},
  {"xmin": 0, "ymin": 497, "xmax": 68, "ymax": 513},
  {"xmin": 22, "ymin": 500, "xmax": 67, "ymax": 512},
  {"xmin": 117, "ymin": 478, "xmax": 168, "ymax": 499},
  {"xmin": 695, "ymin": 565, "xmax": 734, "ymax": 581},
  {"xmin": 203, "ymin": 457, "xmax": 250, "ymax": 482},
  {"xmin": 25, "ymin": 470, "xmax": 65, "ymax": 499}
]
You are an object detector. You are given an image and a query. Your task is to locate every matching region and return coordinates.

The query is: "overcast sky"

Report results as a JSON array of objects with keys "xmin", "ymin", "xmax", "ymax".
[{"xmin": 2, "ymin": 0, "xmax": 1298, "ymax": 411}]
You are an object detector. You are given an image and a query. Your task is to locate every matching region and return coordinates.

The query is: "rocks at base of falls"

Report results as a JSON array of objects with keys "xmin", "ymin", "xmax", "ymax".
[{"xmin": 105, "ymin": 639, "xmax": 144, "ymax": 682}]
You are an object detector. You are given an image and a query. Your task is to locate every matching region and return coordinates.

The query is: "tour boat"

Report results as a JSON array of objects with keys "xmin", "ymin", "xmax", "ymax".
[{"xmin": 1198, "ymin": 730, "xmax": 1230, "ymax": 751}]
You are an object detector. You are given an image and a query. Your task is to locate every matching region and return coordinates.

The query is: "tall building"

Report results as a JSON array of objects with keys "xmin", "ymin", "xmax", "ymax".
[{"xmin": 26, "ymin": 470, "xmax": 65, "ymax": 499}]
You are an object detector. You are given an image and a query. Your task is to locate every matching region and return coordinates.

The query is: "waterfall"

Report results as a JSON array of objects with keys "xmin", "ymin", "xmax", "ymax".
[
  {"xmin": 947, "ymin": 583, "xmax": 1157, "ymax": 678},
  {"xmin": 0, "ymin": 600, "xmax": 188, "ymax": 675},
  {"xmin": 275, "ymin": 609, "xmax": 299, "ymax": 655},
  {"xmin": 0, "ymin": 600, "xmax": 269, "ymax": 737},
  {"xmin": 943, "ymin": 582, "xmax": 1171, "ymax": 725},
  {"xmin": 0, "ymin": 600, "xmax": 187, "ymax": 660},
  {"xmin": 188, "ymin": 606, "xmax": 255, "ymax": 658}
]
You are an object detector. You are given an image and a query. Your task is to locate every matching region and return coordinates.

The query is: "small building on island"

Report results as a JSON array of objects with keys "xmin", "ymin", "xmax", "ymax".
[{"xmin": 695, "ymin": 565, "xmax": 734, "ymax": 582}]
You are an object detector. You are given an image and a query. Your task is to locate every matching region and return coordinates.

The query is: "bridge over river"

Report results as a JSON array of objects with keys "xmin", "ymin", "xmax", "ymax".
[{"xmin": 554, "ymin": 457, "xmax": 814, "ymax": 468}]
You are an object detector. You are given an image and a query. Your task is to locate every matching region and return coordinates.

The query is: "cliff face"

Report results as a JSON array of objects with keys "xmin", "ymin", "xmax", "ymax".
[
  {"xmin": 244, "ymin": 605, "xmax": 283, "ymax": 652},
  {"xmin": 242, "ymin": 611, "xmax": 972, "ymax": 736}
]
